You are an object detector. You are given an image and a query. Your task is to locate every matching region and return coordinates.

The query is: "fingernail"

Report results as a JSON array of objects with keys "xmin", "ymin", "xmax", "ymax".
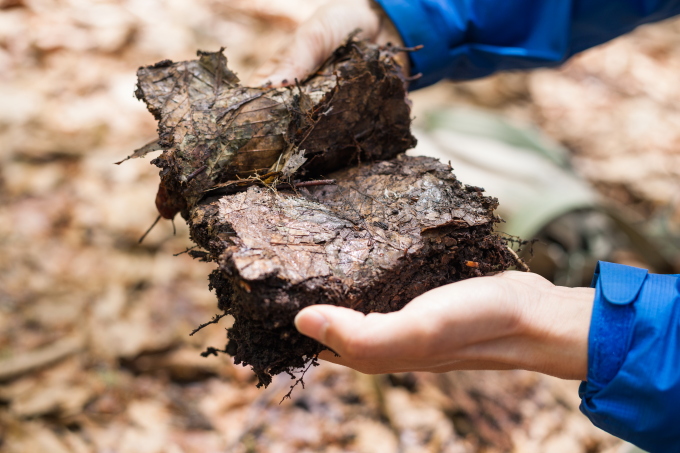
[{"xmin": 295, "ymin": 308, "xmax": 328, "ymax": 341}]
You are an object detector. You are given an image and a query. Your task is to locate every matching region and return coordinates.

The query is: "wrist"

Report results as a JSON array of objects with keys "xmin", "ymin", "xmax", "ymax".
[{"xmin": 518, "ymin": 282, "xmax": 593, "ymax": 380}]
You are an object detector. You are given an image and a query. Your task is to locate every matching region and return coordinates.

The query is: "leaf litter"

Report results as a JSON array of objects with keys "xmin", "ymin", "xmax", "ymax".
[{"xmin": 3, "ymin": 0, "xmax": 673, "ymax": 451}]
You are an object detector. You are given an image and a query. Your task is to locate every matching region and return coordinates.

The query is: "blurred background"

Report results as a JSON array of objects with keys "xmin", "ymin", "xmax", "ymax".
[{"xmin": 1, "ymin": 0, "xmax": 679, "ymax": 452}]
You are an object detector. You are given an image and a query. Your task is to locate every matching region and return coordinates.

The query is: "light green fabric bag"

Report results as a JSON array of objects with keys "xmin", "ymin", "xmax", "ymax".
[{"xmin": 409, "ymin": 106, "xmax": 674, "ymax": 286}]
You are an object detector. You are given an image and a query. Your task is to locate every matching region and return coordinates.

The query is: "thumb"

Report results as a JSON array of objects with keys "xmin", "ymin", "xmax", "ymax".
[
  {"xmin": 294, "ymin": 305, "xmax": 364, "ymax": 349},
  {"xmin": 294, "ymin": 305, "xmax": 416, "ymax": 360}
]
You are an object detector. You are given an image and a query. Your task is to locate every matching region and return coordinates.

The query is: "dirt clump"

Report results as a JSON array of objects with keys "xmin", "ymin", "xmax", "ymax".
[{"xmin": 191, "ymin": 155, "xmax": 520, "ymax": 387}]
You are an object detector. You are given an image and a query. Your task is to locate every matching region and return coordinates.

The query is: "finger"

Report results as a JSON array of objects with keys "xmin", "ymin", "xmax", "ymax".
[
  {"xmin": 294, "ymin": 305, "xmax": 365, "ymax": 354},
  {"xmin": 295, "ymin": 305, "xmax": 425, "ymax": 362},
  {"xmin": 316, "ymin": 349, "xmax": 424, "ymax": 374},
  {"xmin": 248, "ymin": 0, "xmax": 380, "ymax": 86}
]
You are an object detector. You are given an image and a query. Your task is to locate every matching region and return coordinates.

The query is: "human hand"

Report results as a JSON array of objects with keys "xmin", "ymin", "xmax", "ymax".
[
  {"xmin": 249, "ymin": 0, "xmax": 405, "ymax": 86},
  {"xmin": 294, "ymin": 272, "xmax": 594, "ymax": 380}
]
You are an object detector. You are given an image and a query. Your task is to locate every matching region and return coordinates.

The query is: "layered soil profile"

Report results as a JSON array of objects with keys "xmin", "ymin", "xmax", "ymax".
[
  {"xmin": 128, "ymin": 35, "xmax": 526, "ymax": 387},
  {"xmin": 191, "ymin": 155, "xmax": 520, "ymax": 387}
]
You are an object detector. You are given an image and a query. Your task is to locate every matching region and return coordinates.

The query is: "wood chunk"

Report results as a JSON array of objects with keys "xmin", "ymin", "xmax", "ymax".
[
  {"xmin": 190, "ymin": 155, "xmax": 520, "ymax": 387},
  {"xmin": 133, "ymin": 38, "xmax": 416, "ymax": 219}
]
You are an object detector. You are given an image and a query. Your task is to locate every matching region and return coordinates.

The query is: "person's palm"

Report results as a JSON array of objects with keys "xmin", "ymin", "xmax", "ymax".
[{"xmin": 295, "ymin": 272, "xmax": 593, "ymax": 380}]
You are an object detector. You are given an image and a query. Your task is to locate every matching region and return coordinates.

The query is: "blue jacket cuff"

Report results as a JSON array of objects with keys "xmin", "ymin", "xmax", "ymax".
[
  {"xmin": 373, "ymin": 1, "xmax": 680, "ymax": 90},
  {"xmin": 373, "ymin": 0, "xmax": 460, "ymax": 90},
  {"xmin": 587, "ymin": 261, "xmax": 646, "ymax": 386},
  {"xmin": 579, "ymin": 261, "xmax": 680, "ymax": 452}
]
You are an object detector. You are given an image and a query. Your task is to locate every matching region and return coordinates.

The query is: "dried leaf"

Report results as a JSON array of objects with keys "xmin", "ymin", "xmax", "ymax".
[
  {"xmin": 114, "ymin": 139, "xmax": 163, "ymax": 165},
  {"xmin": 279, "ymin": 147, "xmax": 307, "ymax": 177}
]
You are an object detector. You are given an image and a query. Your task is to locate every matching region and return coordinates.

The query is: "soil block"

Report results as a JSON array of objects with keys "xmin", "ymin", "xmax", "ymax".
[
  {"xmin": 190, "ymin": 155, "xmax": 521, "ymax": 387},
  {"xmin": 131, "ymin": 35, "xmax": 415, "ymax": 219}
]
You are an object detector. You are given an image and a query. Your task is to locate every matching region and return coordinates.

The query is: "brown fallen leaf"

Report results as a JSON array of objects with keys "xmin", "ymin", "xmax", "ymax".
[{"xmin": 0, "ymin": 334, "xmax": 84, "ymax": 382}]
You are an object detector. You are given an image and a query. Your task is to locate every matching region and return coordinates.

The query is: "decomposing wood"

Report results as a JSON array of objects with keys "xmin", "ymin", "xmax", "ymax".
[
  {"xmin": 129, "ymin": 35, "xmax": 525, "ymax": 388},
  {"xmin": 132, "ymin": 35, "xmax": 416, "ymax": 220}
]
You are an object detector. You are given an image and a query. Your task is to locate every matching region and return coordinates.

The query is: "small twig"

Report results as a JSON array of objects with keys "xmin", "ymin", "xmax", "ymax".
[
  {"xmin": 274, "ymin": 179, "xmax": 336, "ymax": 191},
  {"xmin": 186, "ymin": 165, "xmax": 207, "ymax": 182},
  {"xmin": 200, "ymin": 346, "xmax": 228, "ymax": 357},
  {"xmin": 506, "ymin": 246, "xmax": 530, "ymax": 272},
  {"xmin": 139, "ymin": 215, "xmax": 161, "ymax": 244},
  {"xmin": 173, "ymin": 245, "xmax": 198, "ymax": 256},
  {"xmin": 293, "ymin": 179, "xmax": 336, "ymax": 188},
  {"xmin": 391, "ymin": 44, "xmax": 424, "ymax": 53},
  {"xmin": 274, "ymin": 149, "xmax": 285, "ymax": 172},
  {"xmin": 190, "ymin": 313, "xmax": 227, "ymax": 336},
  {"xmin": 270, "ymin": 242, "xmax": 322, "ymax": 246},
  {"xmin": 280, "ymin": 355, "xmax": 319, "ymax": 404}
]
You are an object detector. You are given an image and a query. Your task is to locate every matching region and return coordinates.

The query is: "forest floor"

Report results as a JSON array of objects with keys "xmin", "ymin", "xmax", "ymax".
[{"xmin": 1, "ymin": 1, "xmax": 679, "ymax": 451}]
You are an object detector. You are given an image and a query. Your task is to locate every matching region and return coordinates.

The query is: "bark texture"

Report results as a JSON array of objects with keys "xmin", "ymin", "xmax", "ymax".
[
  {"xmin": 190, "ymin": 155, "xmax": 519, "ymax": 387},
  {"xmin": 132, "ymin": 37, "xmax": 415, "ymax": 219}
]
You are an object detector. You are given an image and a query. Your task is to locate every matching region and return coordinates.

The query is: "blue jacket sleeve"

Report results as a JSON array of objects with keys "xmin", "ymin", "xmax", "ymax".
[
  {"xmin": 578, "ymin": 261, "xmax": 680, "ymax": 452},
  {"xmin": 373, "ymin": 0, "xmax": 680, "ymax": 89}
]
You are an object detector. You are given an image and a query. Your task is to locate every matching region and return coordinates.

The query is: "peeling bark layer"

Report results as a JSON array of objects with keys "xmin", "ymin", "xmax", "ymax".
[
  {"xmin": 190, "ymin": 156, "xmax": 519, "ymax": 387},
  {"xmin": 132, "ymin": 37, "xmax": 416, "ymax": 219}
]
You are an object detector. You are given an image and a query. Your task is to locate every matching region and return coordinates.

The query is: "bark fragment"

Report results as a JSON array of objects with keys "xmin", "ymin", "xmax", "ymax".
[{"xmin": 133, "ymin": 37, "xmax": 416, "ymax": 219}]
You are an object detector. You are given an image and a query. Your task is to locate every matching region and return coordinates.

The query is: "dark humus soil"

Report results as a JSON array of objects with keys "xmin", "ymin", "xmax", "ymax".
[{"xmin": 131, "ymin": 36, "xmax": 525, "ymax": 387}]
